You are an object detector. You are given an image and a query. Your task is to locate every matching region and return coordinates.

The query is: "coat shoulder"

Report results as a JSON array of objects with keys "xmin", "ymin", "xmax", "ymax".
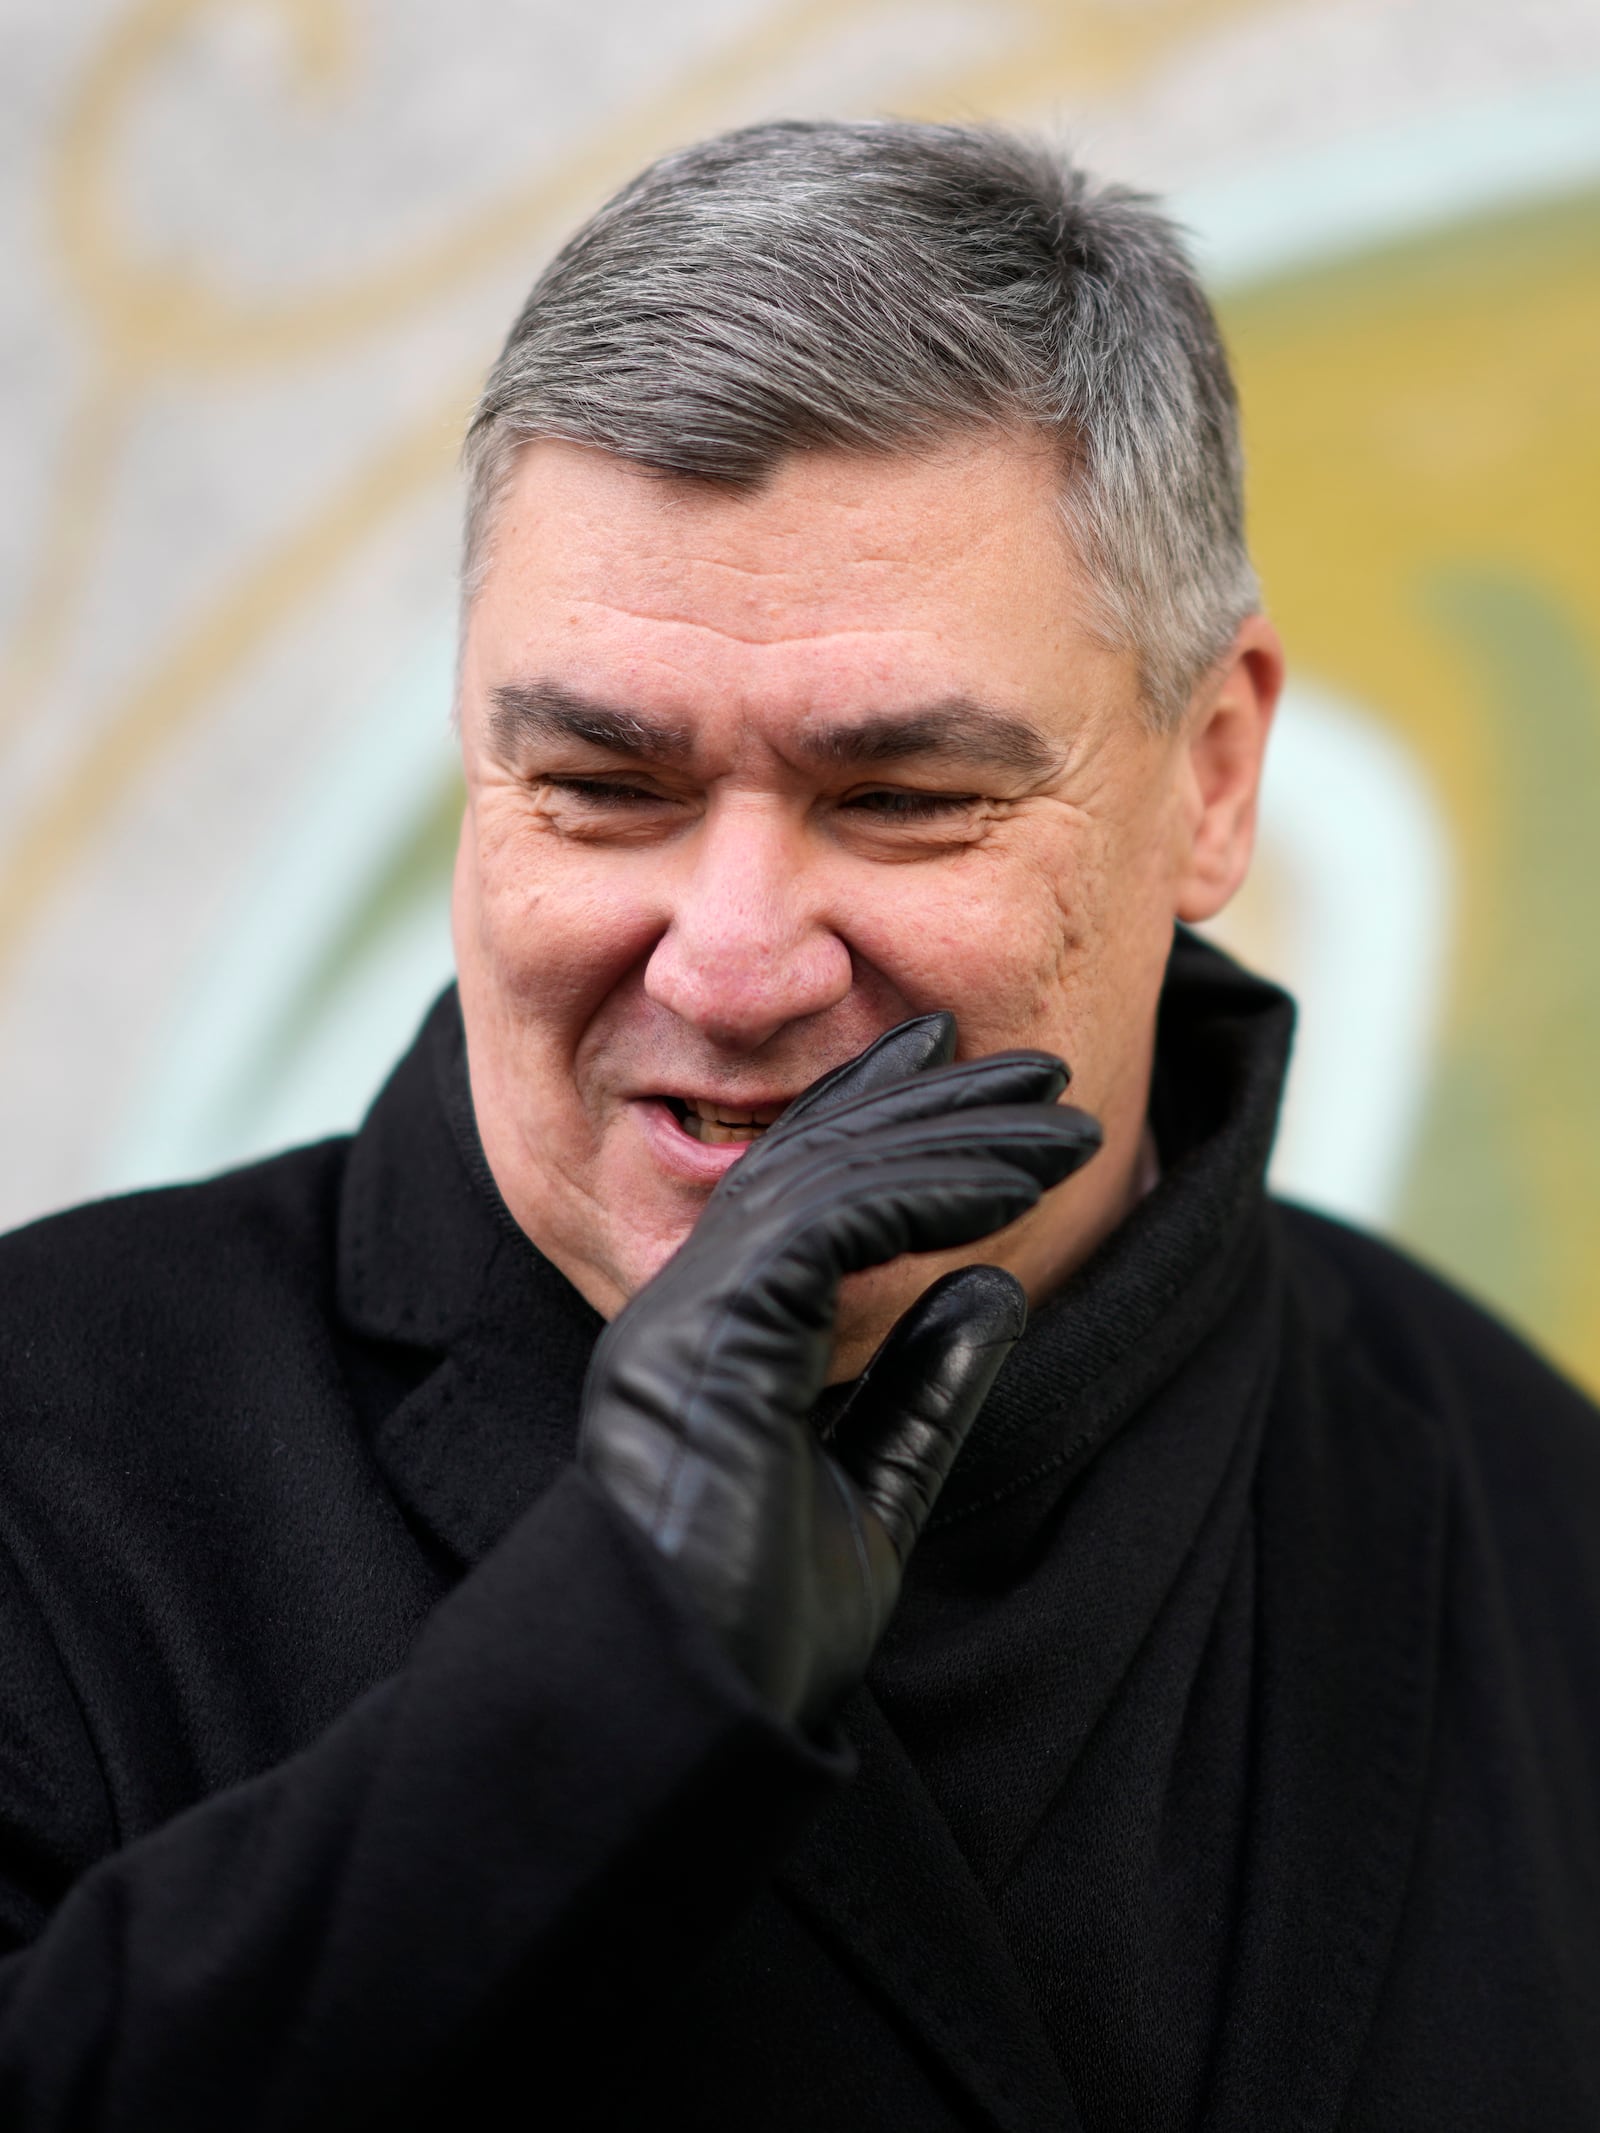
[
  {"xmin": 1275, "ymin": 1200, "xmax": 1599, "ymax": 1436},
  {"xmin": 0, "ymin": 1140, "xmax": 352, "ymax": 1429},
  {"xmin": 1273, "ymin": 1200, "xmax": 1600, "ymax": 1611}
]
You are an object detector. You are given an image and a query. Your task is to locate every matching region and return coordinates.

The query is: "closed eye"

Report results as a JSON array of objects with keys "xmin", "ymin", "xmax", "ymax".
[
  {"xmin": 840, "ymin": 788, "xmax": 981, "ymax": 820},
  {"xmin": 542, "ymin": 775, "xmax": 671, "ymax": 807}
]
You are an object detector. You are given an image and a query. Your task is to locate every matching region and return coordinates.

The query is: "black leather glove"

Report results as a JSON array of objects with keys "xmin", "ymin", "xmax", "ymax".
[{"xmin": 579, "ymin": 1014, "xmax": 1101, "ymax": 1731}]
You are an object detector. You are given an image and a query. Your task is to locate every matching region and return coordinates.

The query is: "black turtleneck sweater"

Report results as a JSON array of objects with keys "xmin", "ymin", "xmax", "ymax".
[{"xmin": 0, "ymin": 932, "xmax": 1596, "ymax": 2132}]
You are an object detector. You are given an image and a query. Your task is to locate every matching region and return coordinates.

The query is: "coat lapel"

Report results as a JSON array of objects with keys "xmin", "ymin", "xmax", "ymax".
[
  {"xmin": 362, "ymin": 1340, "xmax": 569, "ymax": 1570},
  {"xmin": 337, "ymin": 988, "xmax": 605, "ymax": 1570},
  {"xmin": 779, "ymin": 1688, "xmax": 1084, "ymax": 2133},
  {"xmin": 1202, "ymin": 1269, "xmax": 1449, "ymax": 2133}
]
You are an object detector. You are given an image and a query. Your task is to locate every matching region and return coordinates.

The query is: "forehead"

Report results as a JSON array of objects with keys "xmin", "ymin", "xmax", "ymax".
[{"xmin": 464, "ymin": 434, "xmax": 1126, "ymax": 728}]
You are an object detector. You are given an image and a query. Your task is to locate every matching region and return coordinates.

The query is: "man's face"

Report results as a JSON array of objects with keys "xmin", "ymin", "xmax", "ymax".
[{"xmin": 453, "ymin": 433, "xmax": 1273, "ymax": 1371}]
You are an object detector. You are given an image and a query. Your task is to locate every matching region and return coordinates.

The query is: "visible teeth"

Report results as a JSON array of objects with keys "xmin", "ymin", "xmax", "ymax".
[
  {"xmin": 672, "ymin": 1097, "xmax": 782, "ymax": 1146},
  {"xmin": 682, "ymin": 1116, "xmax": 766, "ymax": 1145}
]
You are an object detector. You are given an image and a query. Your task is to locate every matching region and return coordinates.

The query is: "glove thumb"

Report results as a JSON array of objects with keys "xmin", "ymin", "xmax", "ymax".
[{"xmin": 829, "ymin": 1264, "xmax": 1026, "ymax": 1561}]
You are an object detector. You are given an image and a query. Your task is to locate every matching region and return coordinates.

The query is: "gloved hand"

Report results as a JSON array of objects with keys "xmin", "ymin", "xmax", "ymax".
[{"xmin": 579, "ymin": 1014, "xmax": 1101, "ymax": 1731}]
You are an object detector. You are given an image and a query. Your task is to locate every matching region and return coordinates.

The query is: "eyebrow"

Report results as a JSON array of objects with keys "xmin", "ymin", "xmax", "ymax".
[
  {"xmin": 795, "ymin": 703, "xmax": 1061, "ymax": 780},
  {"xmin": 489, "ymin": 682, "xmax": 695, "ymax": 767},
  {"xmin": 489, "ymin": 680, "xmax": 1062, "ymax": 781}
]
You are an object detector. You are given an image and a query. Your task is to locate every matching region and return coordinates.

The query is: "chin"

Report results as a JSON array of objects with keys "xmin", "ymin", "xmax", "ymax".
[
  {"xmin": 605, "ymin": 1195, "xmax": 713, "ymax": 1306},
  {"xmin": 826, "ymin": 1256, "xmax": 966, "ymax": 1384}
]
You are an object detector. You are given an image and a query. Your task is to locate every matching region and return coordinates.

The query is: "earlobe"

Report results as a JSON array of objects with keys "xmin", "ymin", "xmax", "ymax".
[{"xmin": 1173, "ymin": 617, "xmax": 1284, "ymax": 925}]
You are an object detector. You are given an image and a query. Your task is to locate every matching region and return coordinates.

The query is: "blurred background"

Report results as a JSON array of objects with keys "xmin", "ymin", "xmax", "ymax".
[{"xmin": 1, "ymin": 0, "xmax": 1597, "ymax": 1390}]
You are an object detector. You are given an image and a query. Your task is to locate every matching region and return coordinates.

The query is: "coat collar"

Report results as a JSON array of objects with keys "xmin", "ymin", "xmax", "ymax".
[
  {"xmin": 336, "ymin": 986, "xmax": 507, "ymax": 1353},
  {"xmin": 335, "ymin": 988, "xmax": 602, "ymax": 1564}
]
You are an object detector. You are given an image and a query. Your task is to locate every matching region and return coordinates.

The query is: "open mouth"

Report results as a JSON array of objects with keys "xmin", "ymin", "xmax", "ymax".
[{"xmin": 661, "ymin": 1096, "xmax": 787, "ymax": 1146}]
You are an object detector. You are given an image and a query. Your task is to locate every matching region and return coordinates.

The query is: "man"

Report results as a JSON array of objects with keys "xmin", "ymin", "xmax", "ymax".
[{"xmin": 0, "ymin": 119, "xmax": 1596, "ymax": 2131}]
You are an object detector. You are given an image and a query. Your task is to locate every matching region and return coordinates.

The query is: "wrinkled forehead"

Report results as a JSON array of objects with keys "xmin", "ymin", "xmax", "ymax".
[{"xmin": 461, "ymin": 435, "xmax": 1124, "ymax": 739}]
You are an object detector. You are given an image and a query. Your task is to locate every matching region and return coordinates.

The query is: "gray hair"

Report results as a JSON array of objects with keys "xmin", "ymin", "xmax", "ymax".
[{"xmin": 462, "ymin": 119, "xmax": 1258, "ymax": 728}]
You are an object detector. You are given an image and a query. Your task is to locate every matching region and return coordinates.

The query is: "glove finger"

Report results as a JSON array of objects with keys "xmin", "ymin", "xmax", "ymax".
[
  {"xmin": 769, "ymin": 1012, "xmax": 956, "ymax": 1138},
  {"xmin": 725, "ymin": 1059, "xmax": 1077, "ymax": 1213},
  {"xmin": 860, "ymin": 1102, "xmax": 1102, "ymax": 1183},
  {"xmin": 765, "ymin": 1151, "xmax": 1053, "ymax": 1288},
  {"xmin": 749, "ymin": 1102, "xmax": 1101, "ymax": 1226},
  {"xmin": 768, "ymin": 1051, "xmax": 1072, "ymax": 1161},
  {"xmin": 828, "ymin": 1265, "xmax": 1026, "ymax": 1559}
]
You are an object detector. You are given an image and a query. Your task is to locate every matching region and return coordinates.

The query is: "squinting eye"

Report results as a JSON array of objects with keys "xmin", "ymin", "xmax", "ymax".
[
  {"xmin": 544, "ymin": 776, "xmax": 668, "ymax": 808},
  {"xmin": 843, "ymin": 789, "xmax": 979, "ymax": 821}
]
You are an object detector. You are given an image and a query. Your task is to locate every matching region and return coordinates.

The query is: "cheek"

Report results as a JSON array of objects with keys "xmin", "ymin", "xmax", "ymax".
[
  {"xmin": 839, "ymin": 844, "xmax": 1090, "ymax": 1053},
  {"xmin": 458, "ymin": 796, "xmax": 664, "ymax": 1029}
]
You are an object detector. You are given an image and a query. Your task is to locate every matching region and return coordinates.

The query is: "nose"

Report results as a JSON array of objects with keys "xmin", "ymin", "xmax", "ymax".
[{"xmin": 643, "ymin": 799, "xmax": 852, "ymax": 1050}]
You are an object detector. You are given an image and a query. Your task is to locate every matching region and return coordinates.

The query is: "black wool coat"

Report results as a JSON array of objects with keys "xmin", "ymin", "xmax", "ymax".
[{"xmin": 0, "ymin": 933, "xmax": 1597, "ymax": 2131}]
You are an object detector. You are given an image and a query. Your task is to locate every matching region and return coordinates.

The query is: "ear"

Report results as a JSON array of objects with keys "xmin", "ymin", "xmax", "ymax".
[{"xmin": 1173, "ymin": 614, "xmax": 1285, "ymax": 925}]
